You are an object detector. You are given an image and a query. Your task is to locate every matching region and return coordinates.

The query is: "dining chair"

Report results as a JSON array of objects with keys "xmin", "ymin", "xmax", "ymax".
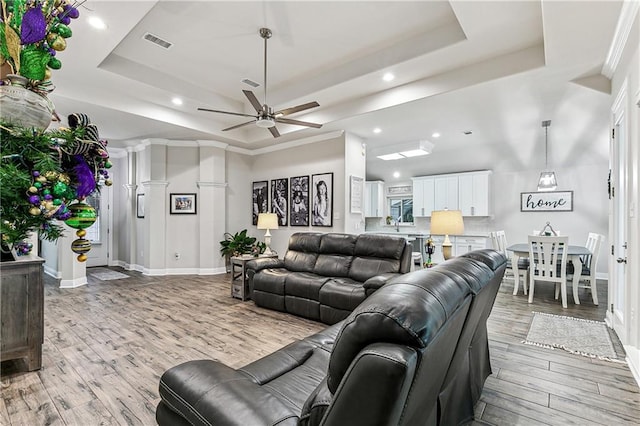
[
  {"xmin": 528, "ymin": 235, "xmax": 569, "ymax": 308},
  {"xmin": 568, "ymin": 232, "xmax": 604, "ymax": 305},
  {"xmin": 489, "ymin": 230, "xmax": 529, "ymax": 295}
]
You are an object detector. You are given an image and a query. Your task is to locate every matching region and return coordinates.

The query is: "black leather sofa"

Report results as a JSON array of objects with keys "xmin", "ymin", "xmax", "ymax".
[
  {"xmin": 246, "ymin": 232, "xmax": 413, "ymax": 324},
  {"xmin": 156, "ymin": 249, "xmax": 507, "ymax": 426}
]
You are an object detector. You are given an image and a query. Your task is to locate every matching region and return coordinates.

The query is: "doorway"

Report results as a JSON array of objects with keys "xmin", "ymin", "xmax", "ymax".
[
  {"xmin": 608, "ymin": 85, "xmax": 628, "ymax": 342},
  {"xmin": 84, "ymin": 185, "xmax": 111, "ymax": 267}
]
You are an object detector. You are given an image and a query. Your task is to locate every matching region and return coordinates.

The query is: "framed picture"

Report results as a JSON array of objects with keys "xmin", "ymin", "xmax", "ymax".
[
  {"xmin": 271, "ymin": 178, "xmax": 288, "ymax": 226},
  {"xmin": 311, "ymin": 172, "xmax": 333, "ymax": 227},
  {"xmin": 350, "ymin": 175, "xmax": 363, "ymax": 214},
  {"xmin": 136, "ymin": 193, "xmax": 145, "ymax": 218},
  {"xmin": 252, "ymin": 180, "xmax": 269, "ymax": 225},
  {"xmin": 289, "ymin": 175, "xmax": 309, "ymax": 226},
  {"xmin": 520, "ymin": 191, "xmax": 573, "ymax": 212},
  {"xmin": 170, "ymin": 193, "xmax": 197, "ymax": 214}
]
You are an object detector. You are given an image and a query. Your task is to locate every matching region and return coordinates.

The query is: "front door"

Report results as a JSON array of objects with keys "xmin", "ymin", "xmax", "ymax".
[{"xmin": 84, "ymin": 185, "xmax": 110, "ymax": 267}]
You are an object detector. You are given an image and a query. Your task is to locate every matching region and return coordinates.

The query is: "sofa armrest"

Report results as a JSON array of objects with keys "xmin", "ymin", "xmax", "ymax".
[
  {"xmin": 158, "ymin": 360, "xmax": 298, "ymax": 426},
  {"xmin": 246, "ymin": 257, "xmax": 284, "ymax": 274},
  {"xmin": 363, "ymin": 273, "xmax": 402, "ymax": 296}
]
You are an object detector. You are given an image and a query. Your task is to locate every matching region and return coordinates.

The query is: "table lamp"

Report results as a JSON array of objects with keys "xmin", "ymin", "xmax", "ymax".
[
  {"xmin": 257, "ymin": 213, "xmax": 279, "ymax": 256},
  {"xmin": 430, "ymin": 209, "xmax": 464, "ymax": 260}
]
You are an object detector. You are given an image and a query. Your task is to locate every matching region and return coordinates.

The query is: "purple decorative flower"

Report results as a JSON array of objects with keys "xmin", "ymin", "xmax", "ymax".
[{"xmin": 20, "ymin": 5, "xmax": 47, "ymax": 44}]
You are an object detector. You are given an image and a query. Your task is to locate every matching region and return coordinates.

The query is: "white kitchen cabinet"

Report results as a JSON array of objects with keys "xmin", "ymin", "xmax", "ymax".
[
  {"xmin": 364, "ymin": 181, "xmax": 385, "ymax": 217},
  {"xmin": 434, "ymin": 176, "xmax": 458, "ymax": 211},
  {"xmin": 458, "ymin": 171, "xmax": 490, "ymax": 216},
  {"xmin": 412, "ymin": 177, "xmax": 434, "ymax": 217}
]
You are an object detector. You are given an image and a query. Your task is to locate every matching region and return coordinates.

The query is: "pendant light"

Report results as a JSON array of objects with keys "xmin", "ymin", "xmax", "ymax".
[{"xmin": 537, "ymin": 120, "xmax": 557, "ymax": 191}]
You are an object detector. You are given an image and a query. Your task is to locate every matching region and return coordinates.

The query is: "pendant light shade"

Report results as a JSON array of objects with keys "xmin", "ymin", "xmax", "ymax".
[{"xmin": 537, "ymin": 120, "xmax": 557, "ymax": 191}]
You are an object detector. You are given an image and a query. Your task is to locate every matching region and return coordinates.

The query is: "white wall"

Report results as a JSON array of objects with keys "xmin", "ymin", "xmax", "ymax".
[
  {"xmin": 227, "ymin": 134, "xmax": 346, "ymax": 256},
  {"xmin": 344, "ymin": 133, "xmax": 366, "ymax": 234}
]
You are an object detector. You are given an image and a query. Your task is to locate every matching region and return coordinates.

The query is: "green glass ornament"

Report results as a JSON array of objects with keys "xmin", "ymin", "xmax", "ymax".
[{"xmin": 64, "ymin": 202, "xmax": 97, "ymax": 230}]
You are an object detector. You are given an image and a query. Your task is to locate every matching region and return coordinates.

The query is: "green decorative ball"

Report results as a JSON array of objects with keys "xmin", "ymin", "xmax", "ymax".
[{"xmin": 64, "ymin": 202, "xmax": 97, "ymax": 229}]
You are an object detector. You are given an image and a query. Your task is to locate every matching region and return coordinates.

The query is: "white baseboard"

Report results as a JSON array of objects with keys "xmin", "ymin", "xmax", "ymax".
[
  {"xmin": 111, "ymin": 260, "xmax": 226, "ymax": 276},
  {"xmin": 43, "ymin": 265, "xmax": 61, "ymax": 279},
  {"xmin": 59, "ymin": 276, "xmax": 87, "ymax": 288},
  {"xmin": 624, "ymin": 344, "xmax": 640, "ymax": 387}
]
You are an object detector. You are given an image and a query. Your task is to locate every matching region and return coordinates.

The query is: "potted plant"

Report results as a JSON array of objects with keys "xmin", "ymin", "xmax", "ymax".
[{"xmin": 219, "ymin": 230, "xmax": 265, "ymax": 272}]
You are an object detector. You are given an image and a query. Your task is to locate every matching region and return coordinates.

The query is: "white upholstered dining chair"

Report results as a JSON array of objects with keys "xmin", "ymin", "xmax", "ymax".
[
  {"xmin": 568, "ymin": 232, "xmax": 604, "ymax": 305},
  {"xmin": 528, "ymin": 235, "xmax": 569, "ymax": 308},
  {"xmin": 489, "ymin": 230, "xmax": 529, "ymax": 295}
]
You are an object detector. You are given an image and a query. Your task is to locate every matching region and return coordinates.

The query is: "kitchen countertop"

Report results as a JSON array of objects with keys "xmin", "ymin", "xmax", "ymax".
[{"xmin": 365, "ymin": 230, "xmax": 490, "ymax": 238}]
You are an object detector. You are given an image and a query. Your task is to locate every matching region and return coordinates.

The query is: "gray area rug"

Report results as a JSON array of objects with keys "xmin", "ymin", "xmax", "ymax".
[
  {"xmin": 89, "ymin": 269, "xmax": 130, "ymax": 281},
  {"xmin": 524, "ymin": 312, "xmax": 624, "ymax": 362}
]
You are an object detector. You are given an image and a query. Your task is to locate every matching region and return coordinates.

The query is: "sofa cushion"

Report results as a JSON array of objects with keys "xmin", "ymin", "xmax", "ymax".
[
  {"xmin": 318, "ymin": 278, "xmax": 366, "ymax": 311},
  {"xmin": 313, "ymin": 254, "xmax": 353, "ymax": 277},
  {"xmin": 348, "ymin": 234, "xmax": 408, "ymax": 282},
  {"xmin": 286, "ymin": 272, "xmax": 330, "ymax": 300},
  {"xmin": 252, "ymin": 268, "xmax": 288, "ymax": 295},
  {"xmin": 319, "ymin": 233, "xmax": 357, "ymax": 255},
  {"xmin": 283, "ymin": 233, "xmax": 322, "ymax": 273},
  {"xmin": 326, "ymin": 271, "xmax": 471, "ymax": 393}
]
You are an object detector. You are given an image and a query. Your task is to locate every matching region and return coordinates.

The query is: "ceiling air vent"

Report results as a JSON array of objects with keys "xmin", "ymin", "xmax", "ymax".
[
  {"xmin": 241, "ymin": 78, "xmax": 260, "ymax": 88},
  {"xmin": 143, "ymin": 32, "xmax": 173, "ymax": 49}
]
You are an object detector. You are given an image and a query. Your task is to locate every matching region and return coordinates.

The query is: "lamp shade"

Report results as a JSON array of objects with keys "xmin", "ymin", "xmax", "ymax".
[
  {"xmin": 430, "ymin": 210, "xmax": 464, "ymax": 236},
  {"xmin": 537, "ymin": 171, "xmax": 557, "ymax": 191},
  {"xmin": 257, "ymin": 213, "xmax": 279, "ymax": 230}
]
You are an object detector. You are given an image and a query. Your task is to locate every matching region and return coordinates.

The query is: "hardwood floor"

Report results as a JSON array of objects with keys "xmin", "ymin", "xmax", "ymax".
[{"xmin": 1, "ymin": 268, "xmax": 638, "ymax": 425}]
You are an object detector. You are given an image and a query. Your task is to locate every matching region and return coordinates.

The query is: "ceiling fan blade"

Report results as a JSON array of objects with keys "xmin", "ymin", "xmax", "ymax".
[
  {"xmin": 243, "ymin": 90, "xmax": 263, "ymax": 113},
  {"xmin": 276, "ymin": 117, "xmax": 323, "ymax": 129},
  {"xmin": 268, "ymin": 126, "xmax": 280, "ymax": 138},
  {"xmin": 275, "ymin": 101, "xmax": 320, "ymax": 117},
  {"xmin": 197, "ymin": 108, "xmax": 257, "ymax": 118},
  {"xmin": 222, "ymin": 120, "xmax": 256, "ymax": 131}
]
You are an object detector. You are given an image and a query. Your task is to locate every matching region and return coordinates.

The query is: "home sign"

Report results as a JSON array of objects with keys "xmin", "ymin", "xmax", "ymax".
[{"xmin": 520, "ymin": 191, "xmax": 573, "ymax": 212}]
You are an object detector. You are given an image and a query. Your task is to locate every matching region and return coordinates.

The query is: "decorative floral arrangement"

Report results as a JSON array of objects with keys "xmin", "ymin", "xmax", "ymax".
[
  {"xmin": 0, "ymin": 112, "xmax": 111, "ymax": 259},
  {"xmin": 0, "ymin": 0, "xmax": 82, "ymax": 93}
]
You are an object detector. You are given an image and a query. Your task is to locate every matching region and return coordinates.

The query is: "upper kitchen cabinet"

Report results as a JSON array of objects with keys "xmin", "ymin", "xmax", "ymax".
[
  {"xmin": 458, "ymin": 171, "xmax": 490, "ymax": 216},
  {"xmin": 412, "ymin": 170, "xmax": 491, "ymax": 217},
  {"xmin": 412, "ymin": 177, "xmax": 434, "ymax": 217},
  {"xmin": 433, "ymin": 175, "xmax": 459, "ymax": 211},
  {"xmin": 364, "ymin": 181, "xmax": 385, "ymax": 217}
]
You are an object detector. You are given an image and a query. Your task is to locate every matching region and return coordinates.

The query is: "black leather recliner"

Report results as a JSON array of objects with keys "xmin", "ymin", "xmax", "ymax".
[
  {"xmin": 156, "ymin": 249, "xmax": 507, "ymax": 426},
  {"xmin": 246, "ymin": 232, "xmax": 413, "ymax": 324}
]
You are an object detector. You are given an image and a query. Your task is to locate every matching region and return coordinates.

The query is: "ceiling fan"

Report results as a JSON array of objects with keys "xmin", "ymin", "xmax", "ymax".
[{"xmin": 198, "ymin": 28, "xmax": 322, "ymax": 138}]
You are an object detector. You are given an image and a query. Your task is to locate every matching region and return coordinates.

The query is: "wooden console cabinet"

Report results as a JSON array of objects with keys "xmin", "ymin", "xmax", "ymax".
[{"xmin": 0, "ymin": 257, "xmax": 45, "ymax": 371}]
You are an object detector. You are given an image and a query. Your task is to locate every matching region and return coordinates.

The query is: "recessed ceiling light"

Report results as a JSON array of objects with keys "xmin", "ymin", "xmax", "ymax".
[
  {"xmin": 88, "ymin": 16, "xmax": 107, "ymax": 30},
  {"xmin": 377, "ymin": 153, "xmax": 404, "ymax": 161},
  {"xmin": 393, "ymin": 171, "xmax": 400, "ymax": 178},
  {"xmin": 383, "ymin": 73, "xmax": 395, "ymax": 82},
  {"xmin": 432, "ymin": 132, "xmax": 441, "ymax": 138},
  {"xmin": 373, "ymin": 128, "xmax": 382, "ymax": 134},
  {"xmin": 172, "ymin": 97, "xmax": 183, "ymax": 106}
]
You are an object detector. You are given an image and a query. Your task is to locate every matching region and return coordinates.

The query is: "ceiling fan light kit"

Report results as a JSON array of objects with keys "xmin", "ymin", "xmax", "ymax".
[{"xmin": 198, "ymin": 28, "xmax": 321, "ymax": 138}]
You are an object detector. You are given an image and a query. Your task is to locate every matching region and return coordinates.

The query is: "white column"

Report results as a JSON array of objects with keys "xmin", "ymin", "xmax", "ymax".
[
  {"xmin": 197, "ymin": 142, "xmax": 228, "ymax": 274},
  {"xmin": 141, "ymin": 180, "xmax": 169, "ymax": 275},
  {"xmin": 58, "ymin": 223, "xmax": 87, "ymax": 288}
]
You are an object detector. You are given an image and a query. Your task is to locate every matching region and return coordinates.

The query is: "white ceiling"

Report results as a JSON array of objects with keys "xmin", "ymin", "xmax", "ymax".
[{"xmin": 47, "ymin": 1, "xmax": 622, "ymax": 181}]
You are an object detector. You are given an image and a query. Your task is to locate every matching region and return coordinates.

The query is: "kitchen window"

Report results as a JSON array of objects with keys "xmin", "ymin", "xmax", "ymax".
[{"xmin": 389, "ymin": 197, "xmax": 413, "ymax": 223}]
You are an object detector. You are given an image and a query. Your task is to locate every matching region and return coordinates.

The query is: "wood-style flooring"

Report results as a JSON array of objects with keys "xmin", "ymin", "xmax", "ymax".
[{"xmin": 1, "ymin": 268, "xmax": 638, "ymax": 425}]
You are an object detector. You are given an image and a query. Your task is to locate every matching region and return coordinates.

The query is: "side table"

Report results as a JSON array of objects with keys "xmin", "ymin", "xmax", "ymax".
[{"xmin": 230, "ymin": 254, "xmax": 277, "ymax": 301}]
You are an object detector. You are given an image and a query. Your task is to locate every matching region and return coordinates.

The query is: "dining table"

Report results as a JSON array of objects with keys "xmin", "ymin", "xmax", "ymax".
[{"xmin": 506, "ymin": 243, "xmax": 592, "ymax": 305}]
